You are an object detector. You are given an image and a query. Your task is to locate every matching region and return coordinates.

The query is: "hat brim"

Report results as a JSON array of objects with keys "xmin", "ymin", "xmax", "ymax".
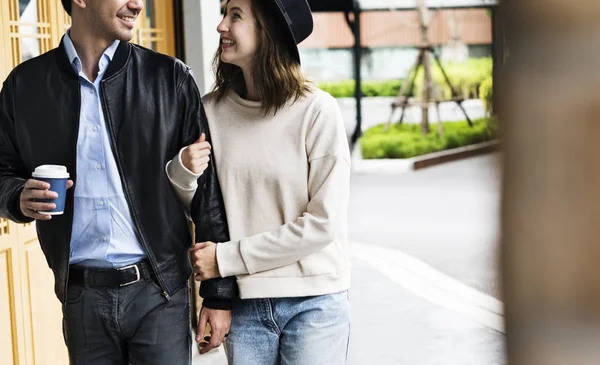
[{"xmin": 268, "ymin": 0, "xmax": 314, "ymax": 65}]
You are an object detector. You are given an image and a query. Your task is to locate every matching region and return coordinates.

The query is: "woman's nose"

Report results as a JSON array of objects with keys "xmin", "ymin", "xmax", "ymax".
[{"xmin": 217, "ymin": 19, "xmax": 229, "ymax": 33}]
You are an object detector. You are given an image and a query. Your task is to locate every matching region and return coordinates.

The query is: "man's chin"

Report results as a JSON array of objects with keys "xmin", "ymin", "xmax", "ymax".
[{"xmin": 116, "ymin": 30, "xmax": 134, "ymax": 42}]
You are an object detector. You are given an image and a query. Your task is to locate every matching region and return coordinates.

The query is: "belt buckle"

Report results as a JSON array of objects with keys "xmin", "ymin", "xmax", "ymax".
[{"xmin": 117, "ymin": 264, "xmax": 141, "ymax": 287}]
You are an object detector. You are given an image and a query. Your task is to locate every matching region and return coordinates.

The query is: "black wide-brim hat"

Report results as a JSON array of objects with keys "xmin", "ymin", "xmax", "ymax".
[{"xmin": 268, "ymin": 0, "xmax": 314, "ymax": 64}]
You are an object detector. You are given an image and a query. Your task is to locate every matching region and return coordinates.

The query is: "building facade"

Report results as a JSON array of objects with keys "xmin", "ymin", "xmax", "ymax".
[{"xmin": 300, "ymin": 9, "xmax": 492, "ymax": 81}]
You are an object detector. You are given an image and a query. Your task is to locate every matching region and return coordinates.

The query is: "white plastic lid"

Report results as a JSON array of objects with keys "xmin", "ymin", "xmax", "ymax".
[{"xmin": 32, "ymin": 165, "xmax": 70, "ymax": 179}]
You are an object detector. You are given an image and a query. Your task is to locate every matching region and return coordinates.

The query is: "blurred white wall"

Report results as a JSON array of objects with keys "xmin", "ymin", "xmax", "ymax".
[{"xmin": 183, "ymin": 0, "xmax": 221, "ymax": 95}]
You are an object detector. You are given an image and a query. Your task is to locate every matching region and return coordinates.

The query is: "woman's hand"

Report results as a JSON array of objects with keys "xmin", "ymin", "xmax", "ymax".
[
  {"xmin": 182, "ymin": 133, "xmax": 211, "ymax": 174},
  {"xmin": 190, "ymin": 241, "xmax": 221, "ymax": 280}
]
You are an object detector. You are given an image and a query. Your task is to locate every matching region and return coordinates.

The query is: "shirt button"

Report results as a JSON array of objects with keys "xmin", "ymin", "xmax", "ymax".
[
  {"xmin": 96, "ymin": 163, "xmax": 102, "ymax": 170},
  {"xmin": 92, "ymin": 126, "xmax": 98, "ymax": 132},
  {"xmin": 90, "ymin": 89, "xmax": 94, "ymax": 94},
  {"xmin": 98, "ymin": 200, "xmax": 104, "ymax": 206},
  {"xmin": 103, "ymin": 236, "xmax": 108, "ymax": 241}
]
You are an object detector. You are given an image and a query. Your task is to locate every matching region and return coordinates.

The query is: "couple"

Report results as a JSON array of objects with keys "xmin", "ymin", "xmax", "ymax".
[{"xmin": 0, "ymin": 0, "xmax": 351, "ymax": 364}]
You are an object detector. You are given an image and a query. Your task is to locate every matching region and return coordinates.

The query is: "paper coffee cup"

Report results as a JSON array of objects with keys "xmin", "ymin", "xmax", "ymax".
[{"xmin": 32, "ymin": 165, "xmax": 69, "ymax": 215}]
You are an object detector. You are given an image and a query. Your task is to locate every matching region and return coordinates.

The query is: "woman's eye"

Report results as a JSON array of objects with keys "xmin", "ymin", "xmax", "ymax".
[{"xmin": 232, "ymin": 13, "xmax": 241, "ymax": 19}]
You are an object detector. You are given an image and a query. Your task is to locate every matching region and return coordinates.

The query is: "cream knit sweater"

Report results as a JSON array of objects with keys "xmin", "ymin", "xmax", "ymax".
[{"xmin": 167, "ymin": 88, "xmax": 351, "ymax": 299}]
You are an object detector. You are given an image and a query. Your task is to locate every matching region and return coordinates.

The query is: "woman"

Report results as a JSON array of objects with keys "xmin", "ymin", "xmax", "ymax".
[{"xmin": 168, "ymin": 0, "xmax": 351, "ymax": 363}]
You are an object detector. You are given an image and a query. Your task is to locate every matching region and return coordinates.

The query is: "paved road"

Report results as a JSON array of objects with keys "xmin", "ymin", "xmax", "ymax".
[
  {"xmin": 349, "ymin": 153, "xmax": 502, "ymax": 299},
  {"xmin": 347, "ymin": 153, "xmax": 504, "ymax": 365}
]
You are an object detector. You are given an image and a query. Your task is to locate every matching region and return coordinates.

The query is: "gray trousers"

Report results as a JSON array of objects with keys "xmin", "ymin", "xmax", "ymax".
[{"xmin": 62, "ymin": 275, "xmax": 191, "ymax": 365}]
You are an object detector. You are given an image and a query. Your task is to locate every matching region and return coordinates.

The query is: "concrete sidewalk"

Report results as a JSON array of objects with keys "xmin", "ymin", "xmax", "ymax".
[{"xmin": 348, "ymin": 255, "xmax": 505, "ymax": 365}]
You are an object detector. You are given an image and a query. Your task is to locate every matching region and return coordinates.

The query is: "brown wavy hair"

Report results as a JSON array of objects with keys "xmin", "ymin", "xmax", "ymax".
[{"xmin": 212, "ymin": 0, "xmax": 311, "ymax": 115}]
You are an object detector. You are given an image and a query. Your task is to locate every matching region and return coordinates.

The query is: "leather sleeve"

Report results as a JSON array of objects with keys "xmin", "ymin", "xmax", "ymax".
[
  {"xmin": 180, "ymin": 71, "xmax": 239, "ymax": 308},
  {"xmin": 0, "ymin": 72, "xmax": 35, "ymax": 224}
]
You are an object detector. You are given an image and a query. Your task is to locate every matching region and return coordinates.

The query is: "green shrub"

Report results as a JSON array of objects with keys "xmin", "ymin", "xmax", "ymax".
[
  {"xmin": 410, "ymin": 57, "xmax": 492, "ymax": 101},
  {"xmin": 319, "ymin": 80, "xmax": 355, "ymax": 98},
  {"xmin": 360, "ymin": 118, "xmax": 498, "ymax": 159},
  {"xmin": 319, "ymin": 58, "xmax": 492, "ymax": 100},
  {"xmin": 362, "ymin": 80, "xmax": 404, "ymax": 97},
  {"xmin": 479, "ymin": 76, "xmax": 493, "ymax": 115},
  {"xmin": 318, "ymin": 80, "xmax": 406, "ymax": 98}
]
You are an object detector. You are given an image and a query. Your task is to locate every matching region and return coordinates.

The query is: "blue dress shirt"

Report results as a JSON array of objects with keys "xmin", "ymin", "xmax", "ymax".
[{"xmin": 63, "ymin": 32, "xmax": 146, "ymax": 268}]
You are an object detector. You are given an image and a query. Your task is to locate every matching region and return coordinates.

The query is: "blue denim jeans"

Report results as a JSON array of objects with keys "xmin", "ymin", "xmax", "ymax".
[
  {"xmin": 62, "ymin": 276, "xmax": 191, "ymax": 365},
  {"xmin": 224, "ymin": 291, "xmax": 351, "ymax": 365}
]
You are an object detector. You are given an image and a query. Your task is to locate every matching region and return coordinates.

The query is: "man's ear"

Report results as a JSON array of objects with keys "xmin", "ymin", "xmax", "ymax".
[{"xmin": 72, "ymin": 0, "xmax": 87, "ymax": 11}]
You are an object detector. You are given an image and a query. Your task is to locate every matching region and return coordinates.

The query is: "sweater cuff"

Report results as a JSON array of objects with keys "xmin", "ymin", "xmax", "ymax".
[
  {"xmin": 216, "ymin": 240, "xmax": 249, "ymax": 277},
  {"xmin": 166, "ymin": 147, "xmax": 202, "ymax": 190}
]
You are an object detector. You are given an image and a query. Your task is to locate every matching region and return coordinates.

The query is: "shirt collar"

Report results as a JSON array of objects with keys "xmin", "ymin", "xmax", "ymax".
[{"xmin": 63, "ymin": 30, "xmax": 120, "ymax": 76}]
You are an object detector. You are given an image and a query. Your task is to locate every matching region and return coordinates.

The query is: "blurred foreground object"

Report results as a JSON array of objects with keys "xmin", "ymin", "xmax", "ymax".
[{"xmin": 501, "ymin": 1, "xmax": 600, "ymax": 364}]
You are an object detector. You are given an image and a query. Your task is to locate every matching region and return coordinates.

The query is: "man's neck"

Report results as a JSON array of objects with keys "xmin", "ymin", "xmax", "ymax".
[{"xmin": 69, "ymin": 25, "xmax": 115, "ymax": 82}]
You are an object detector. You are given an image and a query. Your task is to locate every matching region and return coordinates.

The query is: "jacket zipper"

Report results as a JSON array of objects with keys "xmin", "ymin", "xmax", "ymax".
[
  {"xmin": 99, "ymin": 81, "xmax": 171, "ymax": 301},
  {"xmin": 63, "ymin": 84, "xmax": 82, "ymax": 305}
]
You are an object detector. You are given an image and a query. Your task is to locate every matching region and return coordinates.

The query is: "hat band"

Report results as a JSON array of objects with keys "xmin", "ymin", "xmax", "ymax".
[{"xmin": 274, "ymin": 0, "xmax": 293, "ymax": 26}]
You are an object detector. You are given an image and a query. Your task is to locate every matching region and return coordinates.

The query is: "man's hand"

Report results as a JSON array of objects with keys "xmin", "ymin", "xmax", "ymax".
[
  {"xmin": 190, "ymin": 241, "xmax": 220, "ymax": 281},
  {"xmin": 182, "ymin": 133, "xmax": 211, "ymax": 174},
  {"xmin": 197, "ymin": 307, "xmax": 231, "ymax": 354},
  {"xmin": 19, "ymin": 179, "xmax": 74, "ymax": 220}
]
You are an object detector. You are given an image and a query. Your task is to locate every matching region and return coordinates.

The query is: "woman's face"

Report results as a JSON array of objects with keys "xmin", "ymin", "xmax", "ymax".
[{"xmin": 217, "ymin": 0, "xmax": 258, "ymax": 71}]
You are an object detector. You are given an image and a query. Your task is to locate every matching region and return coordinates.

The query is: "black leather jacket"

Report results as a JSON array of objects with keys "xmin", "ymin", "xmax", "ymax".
[{"xmin": 0, "ymin": 39, "xmax": 237, "ymax": 308}]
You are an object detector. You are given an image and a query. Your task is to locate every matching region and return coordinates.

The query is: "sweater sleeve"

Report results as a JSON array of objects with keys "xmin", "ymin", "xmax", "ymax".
[
  {"xmin": 165, "ymin": 147, "xmax": 201, "ymax": 216},
  {"xmin": 216, "ymin": 92, "xmax": 351, "ymax": 277}
]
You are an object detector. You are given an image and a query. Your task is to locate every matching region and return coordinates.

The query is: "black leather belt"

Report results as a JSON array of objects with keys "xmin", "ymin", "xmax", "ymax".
[{"xmin": 69, "ymin": 260, "xmax": 154, "ymax": 288}]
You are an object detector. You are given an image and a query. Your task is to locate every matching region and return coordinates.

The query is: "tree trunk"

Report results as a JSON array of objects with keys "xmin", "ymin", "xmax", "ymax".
[{"xmin": 417, "ymin": 0, "xmax": 431, "ymax": 134}]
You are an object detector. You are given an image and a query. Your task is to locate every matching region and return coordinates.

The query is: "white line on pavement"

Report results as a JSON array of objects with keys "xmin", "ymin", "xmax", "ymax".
[{"xmin": 351, "ymin": 242, "xmax": 505, "ymax": 333}]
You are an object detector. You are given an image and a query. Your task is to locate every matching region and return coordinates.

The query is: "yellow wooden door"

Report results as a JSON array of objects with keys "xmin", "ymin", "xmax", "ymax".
[
  {"xmin": 17, "ymin": 222, "xmax": 68, "ymax": 365},
  {"xmin": 0, "ymin": 0, "xmax": 177, "ymax": 82},
  {"xmin": 1, "ymin": 0, "xmax": 70, "ymax": 361},
  {"xmin": 0, "ymin": 1, "xmax": 178, "ymax": 365},
  {"xmin": 0, "ymin": 219, "xmax": 67, "ymax": 365},
  {"xmin": 135, "ymin": 0, "xmax": 177, "ymax": 56},
  {"xmin": 0, "ymin": 219, "xmax": 27, "ymax": 365}
]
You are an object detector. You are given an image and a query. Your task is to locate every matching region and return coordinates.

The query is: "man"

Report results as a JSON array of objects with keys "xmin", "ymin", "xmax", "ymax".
[{"xmin": 0, "ymin": 0, "xmax": 236, "ymax": 363}]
